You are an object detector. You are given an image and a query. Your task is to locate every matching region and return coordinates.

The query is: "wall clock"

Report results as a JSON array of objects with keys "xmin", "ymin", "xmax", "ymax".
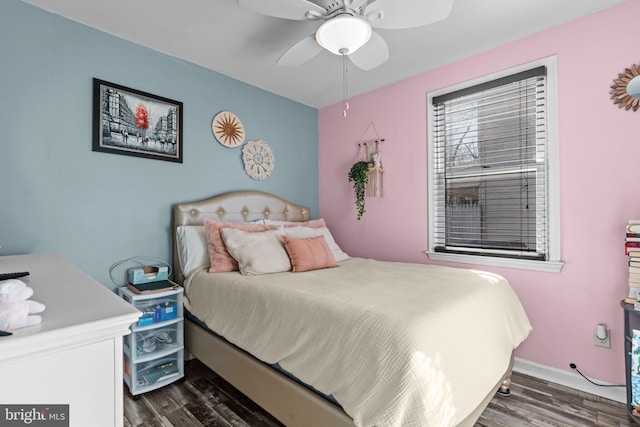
[
  {"xmin": 212, "ymin": 111, "xmax": 245, "ymax": 147},
  {"xmin": 242, "ymin": 140, "xmax": 274, "ymax": 180}
]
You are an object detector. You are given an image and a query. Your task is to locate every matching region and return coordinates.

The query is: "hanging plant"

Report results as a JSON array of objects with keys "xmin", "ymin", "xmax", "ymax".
[{"xmin": 348, "ymin": 161, "xmax": 369, "ymax": 220}]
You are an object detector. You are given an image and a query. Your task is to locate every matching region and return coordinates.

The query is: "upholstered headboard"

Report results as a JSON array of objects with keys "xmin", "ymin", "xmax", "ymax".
[{"xmin": 172, "ymin": 191, "xmax": 311, "ymax": 284}]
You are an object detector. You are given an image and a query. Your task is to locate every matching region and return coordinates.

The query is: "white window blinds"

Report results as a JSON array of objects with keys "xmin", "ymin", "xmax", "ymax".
[{"xmin": 431, "ymin": 66, "xmax": 548, "ymax": 260}]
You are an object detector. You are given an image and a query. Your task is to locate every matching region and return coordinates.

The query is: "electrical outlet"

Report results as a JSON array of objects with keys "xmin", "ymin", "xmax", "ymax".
[{"xmin": 594, "ymin": 324, "xmax": 611, "ymax": 348}]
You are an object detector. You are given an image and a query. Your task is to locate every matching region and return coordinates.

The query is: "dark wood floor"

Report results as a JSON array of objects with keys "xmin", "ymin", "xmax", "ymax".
[
  {"xmin": 475, "ymin": 373, "xmax": 633, "ymax": 427},
  {"xmin": 124, "ymin": 359, "xmax": 635, "ymax": 427}
]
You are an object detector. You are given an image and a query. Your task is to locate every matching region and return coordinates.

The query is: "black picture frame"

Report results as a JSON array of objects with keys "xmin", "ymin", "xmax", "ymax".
[{"xmin": 92, "ymin": 78, "xmax": 183, "ymax": 163}]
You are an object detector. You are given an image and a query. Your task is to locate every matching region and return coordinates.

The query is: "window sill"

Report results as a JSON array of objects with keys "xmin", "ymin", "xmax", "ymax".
[{"xmin": 425, "ymin": 251, "xmax": 564, "ymax": 273}]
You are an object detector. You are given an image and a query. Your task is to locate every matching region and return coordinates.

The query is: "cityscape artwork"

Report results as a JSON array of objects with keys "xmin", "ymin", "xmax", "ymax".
[{"xmin": 92, "ymin": 78, "xmax": 183, "ymax": 163}]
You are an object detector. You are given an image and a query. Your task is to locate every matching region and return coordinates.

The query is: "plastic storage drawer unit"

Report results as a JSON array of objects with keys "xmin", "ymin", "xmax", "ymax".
[{"xmin": 118, "ymin": 286, "xmax": 184, "ymax": 396}]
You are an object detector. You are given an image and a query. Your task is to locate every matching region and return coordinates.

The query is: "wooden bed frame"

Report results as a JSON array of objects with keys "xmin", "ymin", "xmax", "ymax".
[{"xmin": 172, "ymin": 190, "xmax": 513, "ymax": 427}]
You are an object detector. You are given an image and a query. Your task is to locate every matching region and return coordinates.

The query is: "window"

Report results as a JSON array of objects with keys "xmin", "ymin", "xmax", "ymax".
[{"xmin": 427, "ymin": 57, "xmax": 562, "ymax": 272}]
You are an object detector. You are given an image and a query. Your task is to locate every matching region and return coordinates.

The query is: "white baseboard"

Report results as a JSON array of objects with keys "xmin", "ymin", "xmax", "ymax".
[{"xmin": 513, "ymin": 357, "xmax": 626, "ymax": 403}]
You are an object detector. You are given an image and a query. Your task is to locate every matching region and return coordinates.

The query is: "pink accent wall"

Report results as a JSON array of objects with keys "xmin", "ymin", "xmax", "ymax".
[{"xmin": 319, "ymin": 1, "xmax": 640, "ymax": 384}]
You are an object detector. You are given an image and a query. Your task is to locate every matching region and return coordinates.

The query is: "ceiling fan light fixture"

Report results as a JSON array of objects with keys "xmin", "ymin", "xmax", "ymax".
[{"xmin": 315, "ymin": 14, "xmax": 372, "ymax": 56}]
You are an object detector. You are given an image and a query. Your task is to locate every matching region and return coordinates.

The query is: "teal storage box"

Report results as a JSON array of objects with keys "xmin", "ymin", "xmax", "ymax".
[
  {"xmin": 128, "ymin": 265, "xmax": 169, "ymax": 285},
  {"xmin": 138, "ymin": 312, "xmax": 155, "ymax": 327}
]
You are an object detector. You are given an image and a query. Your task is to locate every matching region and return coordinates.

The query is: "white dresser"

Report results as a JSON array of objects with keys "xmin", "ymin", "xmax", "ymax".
[{"xmin": 0, "ymin": 254, "xmax": 141, "ymax": 427}]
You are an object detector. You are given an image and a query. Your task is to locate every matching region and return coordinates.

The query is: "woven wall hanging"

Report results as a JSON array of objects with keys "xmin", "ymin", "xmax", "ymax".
[
  {"xmin": 242, "ymin": 140, "xmax": 274, "ymax": 180},
  {"xmin": 212, "ymin": 111, "xmax": 245, "ymax": 147}
]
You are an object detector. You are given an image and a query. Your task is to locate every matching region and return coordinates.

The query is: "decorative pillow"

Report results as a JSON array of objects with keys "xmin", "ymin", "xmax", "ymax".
[
  {"xmin": 263, "ymin": 218, "xmax": 326, "ymax": 228},
  {"xmin": 220, "ymin": 228, "xmax": 291, "ymax": 275},
  {"xmin": 175, "ymin": 225, "xmax": 209, "ymax": 277},
  {"xmin": 283, "ymin": 226, "xmax": 350, "ymax": 262},
  {"xmin": 283, "ymin": 235, "xmax": 337, "ymax": 272},
  {"xmin": 203, "ymin": 218, "xmax": 276, "ymax": 272}
]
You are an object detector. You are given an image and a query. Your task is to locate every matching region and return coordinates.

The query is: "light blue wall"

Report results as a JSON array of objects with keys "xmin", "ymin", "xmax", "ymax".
[{"xmin": 0, "ymin": 0, "xmax": 318, "ymax": 289}]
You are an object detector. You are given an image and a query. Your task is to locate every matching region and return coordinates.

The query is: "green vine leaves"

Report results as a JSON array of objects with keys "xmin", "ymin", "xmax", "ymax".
[{"xmin": 348, "ymin": 161, "xmax": 369, "ymax": 220}]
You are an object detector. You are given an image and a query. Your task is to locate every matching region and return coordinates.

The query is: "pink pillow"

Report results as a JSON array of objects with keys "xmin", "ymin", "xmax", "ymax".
[
  {"xmin": 264, "ymin": 218, "xmax": 326, "ymax": 228},
  {"xmin": 282, "ymin": 234, "xmax": 337, "ymax": 272},
  {"xmin": 203, "ymin": 218, "xmax": 276, "ymax": 272},
  {"xmin": 290, "ymin": 218, "xmax": 325, "ymax": 228}
]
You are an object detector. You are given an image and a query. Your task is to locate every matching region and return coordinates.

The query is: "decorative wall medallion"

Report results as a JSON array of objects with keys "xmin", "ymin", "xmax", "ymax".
[
  {"xmin": 212, "ymin": 111, "xmax": 245, "ymax": 147},
  {"xmin": 610, "ymin": 63, "xmax": 640, "ymax": 111},
  {"xmin": 242, "ymin": 140, "xmax": 274, "ymax": 180}
]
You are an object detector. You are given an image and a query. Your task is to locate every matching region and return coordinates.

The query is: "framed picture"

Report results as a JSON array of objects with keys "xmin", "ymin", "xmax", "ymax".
[{"xmin": 92, "ymin": 78, "xmax": 183, "ymax": 163}]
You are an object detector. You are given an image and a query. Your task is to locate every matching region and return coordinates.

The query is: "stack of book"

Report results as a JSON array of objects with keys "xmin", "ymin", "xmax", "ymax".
[
  {"xmin": 626, "ymin": 220, "xmax": 640, "ymax": 304},
  {"xmin": 126, "ymin": 265, "xmax": 176, "ymax": 295},
  {"xmin": 127, "ymin": 280, "xmax": 176, "ymax": 295}
]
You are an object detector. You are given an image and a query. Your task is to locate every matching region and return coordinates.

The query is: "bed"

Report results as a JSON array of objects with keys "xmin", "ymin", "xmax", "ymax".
[{"xmin": 172, "ymin": 191, "xmax": 531, "ymax": 427}]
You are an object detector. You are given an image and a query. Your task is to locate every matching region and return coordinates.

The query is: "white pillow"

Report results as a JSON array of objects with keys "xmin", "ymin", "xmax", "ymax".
[
  {"xmin": 220, "ymin": 228, "xmax": 291, "ymax": 275},
  {"xmin": 283, "ymin": 226, "xmax": 350, "ymax": 262},
  {"xmin": 176, "ymin": 225, "xmax": 209, "ymax": 277},
  {"xmin": 175, "ymin": 220, "xmax": 265, "ymax": 277}
]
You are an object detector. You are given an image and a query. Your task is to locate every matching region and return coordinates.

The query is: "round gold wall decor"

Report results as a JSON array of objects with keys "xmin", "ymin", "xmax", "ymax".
[
  {"xmin": 212, "ymin": 111, "xmax": 245, "ymax": 147},
  {"xmin": 610, "ymin": 63, "xmax": 640, "ymax": 111}
]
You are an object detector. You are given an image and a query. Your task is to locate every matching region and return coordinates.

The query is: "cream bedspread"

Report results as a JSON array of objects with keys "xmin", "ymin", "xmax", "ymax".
[{"xmin": 184, "ymin": 258, "xmax": 531, "ymax": 427}]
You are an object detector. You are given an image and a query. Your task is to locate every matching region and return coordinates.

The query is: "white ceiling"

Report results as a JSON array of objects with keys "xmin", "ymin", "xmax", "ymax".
[{"xmin": 22, "ymin": 0, "xmax": 627, "ymax": 108}]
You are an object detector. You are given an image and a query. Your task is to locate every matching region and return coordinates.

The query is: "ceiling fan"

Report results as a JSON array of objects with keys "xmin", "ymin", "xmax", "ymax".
[{"xmin": 238, "ymin": 0, "xmax": 454, "ymax": 71}]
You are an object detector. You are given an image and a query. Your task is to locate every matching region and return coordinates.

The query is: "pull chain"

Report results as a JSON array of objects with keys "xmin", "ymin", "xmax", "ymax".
[{"xmin": 341, "ymin": 49, "xmax": 349, "ymax": 117}]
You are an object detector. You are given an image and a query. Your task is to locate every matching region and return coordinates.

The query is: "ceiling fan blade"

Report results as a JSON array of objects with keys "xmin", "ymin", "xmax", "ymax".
[
  {"xmin": 238, "ymin": 0, "xmax": 326, "ymax": 20},
  {"xmin": 366, "ymin": 0, "xmax": 454, "ymax": 29},
  {"xmin": 344, "ymin": 0, "xmax": 369, "ymax": 13},
  {"xmin": 348, "ymin": 31, "xmax": 389, "ymax": 71},
  {"xmin": 277, "ymin": 35, "xmax": 324, "ymax": 66}
]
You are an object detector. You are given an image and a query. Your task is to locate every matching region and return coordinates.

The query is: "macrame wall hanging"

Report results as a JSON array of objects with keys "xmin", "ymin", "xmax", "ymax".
[
  {"xmin": 357, "ymin": 122, "xmax": 385, "ymax": 198},
  {"xmin": 242, "ymin": 140, "xmax": 275, "ymax": 180},
  {"xmin": 348, "ymin": 122, "xmax": 386, "ymax": 220}
]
